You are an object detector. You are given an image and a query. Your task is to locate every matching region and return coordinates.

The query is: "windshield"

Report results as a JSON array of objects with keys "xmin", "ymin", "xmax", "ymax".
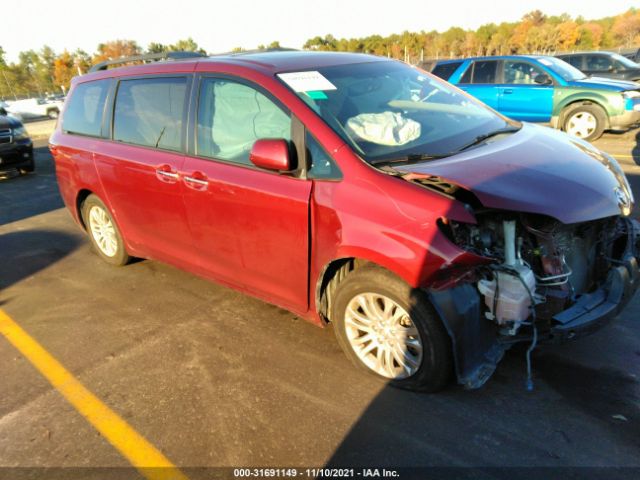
[
  {"xmin": 277, "ymin": 60, "xmax": 513, "ymax": 163},
  {"xmin": 537, "ymin": 57, "xmax": 587, "ymax": 81},
  {"xmin": 610, "ymin": 52, "xmax": 639, "ymax": 69}
]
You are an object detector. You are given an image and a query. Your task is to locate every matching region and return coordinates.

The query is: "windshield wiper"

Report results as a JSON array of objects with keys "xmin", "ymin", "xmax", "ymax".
[
  {"xmin": 454, "ymin": 125, "xmax": 521, "ymax": 153},
  {"xmin": 370, "ymin": 153, "xmax": 449, "ymax": 166}
]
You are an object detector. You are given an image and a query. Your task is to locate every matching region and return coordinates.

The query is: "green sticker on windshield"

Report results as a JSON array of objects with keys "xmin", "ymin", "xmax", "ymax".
[{"xmin": 306, "ymin": 90, "xmax": 328, "ymax": 100}]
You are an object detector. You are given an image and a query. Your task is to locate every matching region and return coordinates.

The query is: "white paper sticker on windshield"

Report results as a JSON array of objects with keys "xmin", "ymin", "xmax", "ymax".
[{"xmin": 277, "ymin": 71, "xmax": 337, "ymax": 92}]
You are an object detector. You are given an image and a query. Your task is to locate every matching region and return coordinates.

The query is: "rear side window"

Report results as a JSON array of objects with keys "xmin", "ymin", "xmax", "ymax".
[
  {"xmin": 431, "ymin": 62, "xmax": 463, "ymax": 81},
  {"xmin": 113, "ymin": 77, "xmax": 187, "ymax": 152},
  {"xmin": 196, "ymin": 78, "xmax": 291, "ymax": 165},
  {"xmin": 62, "ymin": 79, "xmax": 110, "ymax": 137},
  {"xmin": 459, "ymin": 61, "xmax": 498, "ymax": 84}
]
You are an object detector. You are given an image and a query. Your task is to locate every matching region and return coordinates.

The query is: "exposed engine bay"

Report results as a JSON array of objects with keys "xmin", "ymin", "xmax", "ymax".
[
  {"xmin": 442, "ymin": 212, "xmax": 636, "ymax": 337},
  {"xmin": 403, "ymin": 171, "xmax": 640, "ymax": 389}
]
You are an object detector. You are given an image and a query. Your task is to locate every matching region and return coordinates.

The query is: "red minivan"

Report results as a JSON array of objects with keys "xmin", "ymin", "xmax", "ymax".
[{"xmin": 50, "ymin": 50, "xmax": 639, "ymax": 391}]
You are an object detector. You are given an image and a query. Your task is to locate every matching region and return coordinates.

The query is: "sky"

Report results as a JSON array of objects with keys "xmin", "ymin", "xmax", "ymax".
[{"xmin": 1, "ymin": 0, "xmax": 637, "ymax": 62}]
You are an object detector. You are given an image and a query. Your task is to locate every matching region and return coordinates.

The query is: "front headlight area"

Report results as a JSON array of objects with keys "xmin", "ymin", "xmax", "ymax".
[
  {"xmin": 622, "ymin": 90, "xmax": 640, "ymax": 111},
  {"xmin": 12, "ymin": 126, "xmax": 31, "ymax": 141}
]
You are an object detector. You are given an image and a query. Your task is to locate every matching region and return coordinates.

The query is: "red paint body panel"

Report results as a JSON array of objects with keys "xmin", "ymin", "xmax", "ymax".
[
  {"xmin": 53, "ymin": 52, "xmax": 619, "ymax": 329},
  {"xmin": 180, "ymin": 156, "xmax": 311, "ymax": 312}
]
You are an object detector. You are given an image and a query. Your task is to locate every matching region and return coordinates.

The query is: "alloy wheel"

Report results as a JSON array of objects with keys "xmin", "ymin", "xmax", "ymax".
[
  {"xmin": 88, "ymin": 205, "xmax": 118, "ymax": 257},
  {"xmin": 344, "ymin": 293, "xmax": 423, "ymax": 379}
]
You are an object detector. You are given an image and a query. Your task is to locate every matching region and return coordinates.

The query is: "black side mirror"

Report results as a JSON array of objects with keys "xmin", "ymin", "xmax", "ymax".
[
  {"xmin": 534, "ymin": 74, "xmax": 552, "ymax": 85},
  {"xmin": 0, "ymin": 107, "xmax": 7, "ymax": 116}
]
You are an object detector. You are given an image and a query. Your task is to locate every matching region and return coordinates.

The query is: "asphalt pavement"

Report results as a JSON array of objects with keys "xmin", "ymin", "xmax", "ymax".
[{"xmin": 0, "ymin": 132, "xmax": 639, "ymax": 479}]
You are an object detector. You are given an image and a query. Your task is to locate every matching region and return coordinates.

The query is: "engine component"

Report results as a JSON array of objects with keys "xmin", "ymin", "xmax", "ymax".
[{"xmin": 477, "ymin": 220, "xmax": 536, "ymax": 335}]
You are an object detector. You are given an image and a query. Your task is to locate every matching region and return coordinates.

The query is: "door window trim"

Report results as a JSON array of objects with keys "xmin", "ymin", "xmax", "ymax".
[{"xmin": 187, "ymin": 73, "xmax": 307, "ymax": 180}]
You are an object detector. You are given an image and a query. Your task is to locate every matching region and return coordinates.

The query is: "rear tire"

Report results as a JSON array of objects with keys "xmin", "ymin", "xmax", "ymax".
[
  {"xmin": 332, "ymin": 265, "xmax": 453, "ymax": 392},
  {"xmin": 562, "ymin": 103, "xmax": 606, "ymax": 141},
  {"xmin": 81, "ymin": 194, "xmax": 130, "ymax": 266}
]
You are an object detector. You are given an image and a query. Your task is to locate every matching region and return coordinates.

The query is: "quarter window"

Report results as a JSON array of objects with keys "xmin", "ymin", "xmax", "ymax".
[
  {"xmin": 113, "ymin": 77, "xmax": 187, "ymax": 152},
  {"xmin": 197, "ymin": 78, "xmax": 291, "ymax": 165},
  {"xmin": 306, "ymin": 132, "xmax": 341, "ymax": 179},
  {"xmin": 62, "ymin": 79, "xmax": 110, "ymax": 137},
  {"xmin": 431, "ymin": 62, "xmax": 463, "ymax": 81}
]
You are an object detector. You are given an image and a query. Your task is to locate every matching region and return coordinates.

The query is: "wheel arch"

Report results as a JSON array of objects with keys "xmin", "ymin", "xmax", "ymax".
[
  {"xmin": 75, "ymin": 189, "xmax": 94, "ymax": 230},
  {"xmin": 314, "ymin": 252, "xmax": 416, "ymax": 324},
  {"xmin": 557, "ymin": 98, "xmax": 610, "ymax": 131}
]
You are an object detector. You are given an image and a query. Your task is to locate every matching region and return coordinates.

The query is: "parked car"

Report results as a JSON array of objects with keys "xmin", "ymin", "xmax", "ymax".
[
  {"xmin": 5, "ymin": 97, "xmax": 63, "ymax": 119},
  {"xmin": 432, "ymin": 55, "xmax": 640, "ymax": 141},
  {"xmin": 555, "ymin": 51, "xmax": 640, "ymax": 83},
  {"xmin": 618, "ymin": 47, "xmax": 640, "ymax": 63},
  {"xmin": 50, "ymin": 51, "xmax": 639, "ymax": 392},
  {"xmin": 0, "ymin": 106, "xmax": 34, "ymax": 174}
]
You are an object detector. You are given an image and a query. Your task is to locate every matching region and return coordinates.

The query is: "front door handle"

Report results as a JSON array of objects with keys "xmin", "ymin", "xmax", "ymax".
[
  {"xmin": 155, "ymin": 164, "xmax": 179, "ymax": 183},
  {"xmin": 502, "ymin": 88, "xmax": 514, "ymax": 94},
  {"xmin": 183, "ymin": 171, "xmax": 208, "ymax": 191}
]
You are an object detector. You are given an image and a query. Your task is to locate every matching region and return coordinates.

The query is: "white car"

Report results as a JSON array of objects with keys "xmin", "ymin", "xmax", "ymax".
[{"xmin": 5, "ymin": 98, "xmax": 63, "ymax": 119}]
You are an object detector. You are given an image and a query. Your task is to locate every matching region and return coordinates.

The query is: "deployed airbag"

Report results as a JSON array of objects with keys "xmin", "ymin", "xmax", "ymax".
[{"xmin": 345, "ymin": 111, "xmax": 420, "ymax": 146}]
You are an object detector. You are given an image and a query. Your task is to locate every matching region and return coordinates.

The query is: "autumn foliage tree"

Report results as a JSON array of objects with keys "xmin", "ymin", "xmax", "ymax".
[{"xmin": 2, "ymin": 8, "xmax": 640, "ymax": 100}]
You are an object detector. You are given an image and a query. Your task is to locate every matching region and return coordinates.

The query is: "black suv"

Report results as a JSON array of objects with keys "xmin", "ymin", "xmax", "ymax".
[
  {"xmin": 556, "ymin": 51, "xmax": 640, "ymax": 83},
  {"xmin": 0, "ymin": 106, "xmax": 34, "ymax": 174}
]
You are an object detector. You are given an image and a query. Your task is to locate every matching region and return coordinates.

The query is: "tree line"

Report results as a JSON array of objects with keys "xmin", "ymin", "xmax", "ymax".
[{"xmin": 1, "ymin": 8, "xmax": 639, "ymax": 100}]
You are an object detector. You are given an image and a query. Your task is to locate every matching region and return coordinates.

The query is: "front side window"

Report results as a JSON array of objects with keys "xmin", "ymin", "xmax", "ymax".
[
  {"xmin": 113, "ymin": 77, "xmax": 187, "ymax": 152},
  {"xmin": 62, "ymin": 79, "xmax": 110, "ymax": 137},
  {"xmin": 278, "ymin": 60, "xmax": 511, "ymax": 163},
  {"xmin": 197, "ymin": 78, "xmax": 291, "ymax": 165},
  {"xmin": 503, "ymin": 61, "xmax": 546, "ymax": 84},
  {"xmin": 586, "ymin": 55, "xmax": 612, "ymax": 71}
]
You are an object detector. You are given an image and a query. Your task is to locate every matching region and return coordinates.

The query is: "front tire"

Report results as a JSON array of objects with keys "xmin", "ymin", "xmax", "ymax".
[
  {"xmin": 332, "ymin": 265, "xmax": 453, "ymax": 392},
  {"xmin": 562, "ymin": 103, "xmax": 606, "ymax": 141},
  {"xmin": 81, "ymin": 194, "xmax": 130, "ymax": 266},
  {"xmin": 47, "ymin": 108, "xmax": 59, "ymax": 119},
  {"xmin": 19, "ymin": 158, "xmax": 35, "ymax": 174}
]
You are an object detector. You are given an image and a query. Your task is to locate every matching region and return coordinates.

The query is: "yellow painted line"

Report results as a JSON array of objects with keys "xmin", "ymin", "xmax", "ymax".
[{"xmin": 0, "ymin": 309, "xmax": 188, "ymax": 480}]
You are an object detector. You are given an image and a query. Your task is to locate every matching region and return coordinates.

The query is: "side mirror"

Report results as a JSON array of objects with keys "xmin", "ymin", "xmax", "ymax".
[
  {"xmin": 250, "ymin": 139, "xmax": 291, "ymax": 171},
  {"xmin": 0, "ymin": 107, "xmax": 7, "ymax": 116},
  {"xmin": 534, "ymin": 74, "xmax": 552, "ymax": 85}
]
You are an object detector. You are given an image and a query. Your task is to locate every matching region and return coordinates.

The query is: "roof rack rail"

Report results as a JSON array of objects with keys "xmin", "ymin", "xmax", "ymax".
[
  {"xmin": 212, "ymin": 47, "xmax": 299, "ymax": 57},
  {"xmin": 89, "ymin": 51, "xmax": 207, "ymax": 73}
]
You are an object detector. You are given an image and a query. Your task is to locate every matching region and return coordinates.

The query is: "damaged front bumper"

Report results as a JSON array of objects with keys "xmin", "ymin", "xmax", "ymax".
[{"xmin": 428, "ymin": 219, "xmax": 640, "ymax": 390}]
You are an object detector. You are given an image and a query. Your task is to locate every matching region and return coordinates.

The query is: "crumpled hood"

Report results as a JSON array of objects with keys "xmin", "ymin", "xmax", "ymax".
[
  {"xmin": 395, "ymin": 123, "xmax": 633, "ymax": 224},
  {"xmin": 567, "ymin": 76, "xmax": 640, "ymax": 91}
]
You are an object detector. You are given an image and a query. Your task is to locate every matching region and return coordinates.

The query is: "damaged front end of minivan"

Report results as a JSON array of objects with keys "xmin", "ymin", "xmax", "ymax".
[{"xmin": 395, "ymin": 127, "xmax": 640, "ymax": 389}]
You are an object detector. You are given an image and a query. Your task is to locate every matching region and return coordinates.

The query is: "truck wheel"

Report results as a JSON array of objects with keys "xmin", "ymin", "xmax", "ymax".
[
  {"xmin": 47, "ymin": 108, "xmax": 59, "ymax": 119},
  {"xmin": 332, "ymin": 265, "xmax": 453, "ymax": 392},
  {"xmin": 81, "ymin": 194, "xmax": 131, "ymax": 266},
  {"xmin": 562, "ymin": 103, "xmax": 606, "ymax": 141}
]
